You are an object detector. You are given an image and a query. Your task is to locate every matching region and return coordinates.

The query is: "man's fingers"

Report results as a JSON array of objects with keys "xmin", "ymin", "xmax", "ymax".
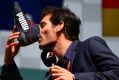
[
  {"xmin": 50, "ymin": 68, "xmax": 60, "ymax": 73},
  {"xmin": 12, "ymin": 25, "xmax": 17, "ymax": 33},
  {"xmin": 50, "ymin": 65, "xmax": 61, "ymax": 69},
  {"xmin": 51, "ymin": 73, "xmax": 62, "ymax": 80},
  {"xmin": 52, "ymin": 73, "xmax": 62, "ymax": 77},
  {"xmin": 5, "ymin": 42, "xmax": 20, "ymax": 58},
  {"xmin": 7, "ymin": 33, "xmax": 19, "ymax": 44},
  {"xmin": 9, "ymin": 32, "xmax": 20, "ymax": 37},
  {"xmin": 50, "ymin": 65, "xmax": 63, "ymax": 70},
  {"xmin": 9, "ymin": 35, "xmax": 19, "ymax": 40},
  {"xmin": 54, "ymin": 76, "xmax": 63, "ymax": 80},
  {"xmin": 6, "ymin": 42, "xmax": 19, "ymax": 48},
  {"xmin": 50, "ymin": 65, "xmax": 74, "ymax": 80},
  {"xmin": 49, "ymin": 65, "xmax": 60, "ymax": 73},
  {"xmin": 7, "ymin": 36, "xmax": 19, "ymax": 44}
]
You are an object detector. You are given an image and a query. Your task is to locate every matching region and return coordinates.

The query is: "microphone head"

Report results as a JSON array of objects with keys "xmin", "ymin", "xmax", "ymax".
[
  {"xmin": 13, "ymin": 1, "xmax": 40, "ymax": 46},
  {"xmin": 41, "ymin": 50, "xmax": 57, "ymax": 67}
]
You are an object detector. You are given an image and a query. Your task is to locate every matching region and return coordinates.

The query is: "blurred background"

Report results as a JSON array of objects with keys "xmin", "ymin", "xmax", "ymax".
[{"xmin": 0, "ymin": 0, "xmax": 119, "ymax": 80}]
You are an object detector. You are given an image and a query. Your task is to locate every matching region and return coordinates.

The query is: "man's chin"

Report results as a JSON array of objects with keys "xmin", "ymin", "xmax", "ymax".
[
  {"xmin": 39, "ymin": 42, "xmax": 55, "ymax": 50},
  {"xmin": 39, "ymin": 44, "xmax": 47, "ymax": 50},
  {"xmin": 39, "ymin": 44, "xmax": 51, "ymax": 50}
]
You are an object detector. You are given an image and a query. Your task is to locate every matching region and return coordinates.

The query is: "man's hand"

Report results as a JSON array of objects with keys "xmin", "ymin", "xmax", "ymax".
[
  {"xmin": 49, "ymin": 65, "xmax": 74, "ymax": 80},
  {"xmin": 4, "ymin": 26, "xmax": 20, "ymax": 65}
]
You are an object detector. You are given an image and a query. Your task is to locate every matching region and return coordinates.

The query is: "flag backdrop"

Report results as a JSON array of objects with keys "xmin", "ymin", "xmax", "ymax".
[
  {"xmin": 0, "ymin": 0, "xmax": 63, "ymax": 30},
  {"xmin": 103, "ymin": 0, "xmax": 119, "ymax": 36}
]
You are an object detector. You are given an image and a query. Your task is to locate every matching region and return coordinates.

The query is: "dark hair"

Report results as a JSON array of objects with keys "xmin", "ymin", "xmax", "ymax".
[{"xmin": 41, "ymin": 6, "xmax": 81, "ymax": 41}]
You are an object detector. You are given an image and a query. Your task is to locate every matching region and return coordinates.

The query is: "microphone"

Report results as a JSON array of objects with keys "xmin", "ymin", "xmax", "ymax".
[
  {"xmin": 13, "ymin": 1, "xmax": 40, "ymax": 47},
  {"xmin": 41, "ymin": 49, "xmax": 57, "ymax": 67}
]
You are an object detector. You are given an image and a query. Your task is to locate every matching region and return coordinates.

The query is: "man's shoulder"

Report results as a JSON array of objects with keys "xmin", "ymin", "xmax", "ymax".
[
  {"xmin": 82, "ymin": 36, "xmax": 105, "ymax": 44},
  {"xmin": 78, "ymin": 36, "xmax": 106, "ymax": 50},
  {"xmin": 85, "ymin": 36, "xmax": 104, "ymax": 41}
]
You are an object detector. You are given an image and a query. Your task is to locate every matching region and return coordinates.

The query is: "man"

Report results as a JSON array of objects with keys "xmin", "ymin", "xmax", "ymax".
[{"xmin": 1, "ymin": 6, "xmax": 119, "ymax": 80}]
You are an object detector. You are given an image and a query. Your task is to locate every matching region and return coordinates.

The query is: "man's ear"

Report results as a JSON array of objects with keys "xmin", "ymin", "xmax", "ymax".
[{"xmin": 55, "ymin": 21, "xmax": 64, "ymax": 32}]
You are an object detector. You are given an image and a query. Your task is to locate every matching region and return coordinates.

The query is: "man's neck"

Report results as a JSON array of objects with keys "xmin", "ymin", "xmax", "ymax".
[{"xmin": 53, "ymin": 38, "xmax": 72, "ymax": 59}]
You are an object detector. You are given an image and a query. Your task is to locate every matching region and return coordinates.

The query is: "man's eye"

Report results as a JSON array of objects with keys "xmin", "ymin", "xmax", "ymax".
[{"xmin": 40, "ymin": 22, "xmax": 46, "ymax": 28}]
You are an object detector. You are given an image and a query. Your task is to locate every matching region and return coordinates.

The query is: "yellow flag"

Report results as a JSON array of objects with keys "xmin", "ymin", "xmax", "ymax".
[{"xmin": 103, "ymin": 0, "xmax": 119, "ymax": 36}]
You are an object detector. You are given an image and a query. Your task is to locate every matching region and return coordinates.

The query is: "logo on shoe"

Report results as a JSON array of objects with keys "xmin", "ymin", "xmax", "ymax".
[{"xmin": 17, "ymin": 12, "xmax": 29, "ymax": 31}]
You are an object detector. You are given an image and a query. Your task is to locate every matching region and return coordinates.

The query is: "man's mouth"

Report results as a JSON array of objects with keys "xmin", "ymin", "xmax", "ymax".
[
  {"xmin": 38, "ymin": 35, "xmax": 43, "ymax": 41},
  {"xmin": 38, "ymin": 33, "xmax": 43, "ymax": 39},
  {"xmin": 38, "ymin": 34, "xmax": 41, "ymax": 38},
  {"xmin": 39, "ymin": 37, "xmax": 42, "ymax": 40}
]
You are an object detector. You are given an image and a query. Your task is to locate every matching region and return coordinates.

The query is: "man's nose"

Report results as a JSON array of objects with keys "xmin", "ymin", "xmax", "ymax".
[
  {"xmin": 39, "ymin": 25, "xmax": 44, "ymax": 33},
  {"xmin": 38, "ymin": 25, "xmax": 41, "ymax": 37}
]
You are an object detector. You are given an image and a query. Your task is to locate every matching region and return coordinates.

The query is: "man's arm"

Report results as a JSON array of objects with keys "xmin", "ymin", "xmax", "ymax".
[
  {"xmin": 0, "ymin": 26, "xmax": 23, "ymax": 80},
  {"xmin": 74, "ymin": 36, "xmax": 119, "ymax": 80},
  {"xmin": 0, "ymin": 61, "xmax": 23, "ymax": 80}
]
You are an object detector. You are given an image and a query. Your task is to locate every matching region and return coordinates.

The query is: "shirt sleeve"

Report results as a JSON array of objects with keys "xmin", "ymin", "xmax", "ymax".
[{"xmin": 0, "ymin": 61, "xmax": 23, "ymax": 80}]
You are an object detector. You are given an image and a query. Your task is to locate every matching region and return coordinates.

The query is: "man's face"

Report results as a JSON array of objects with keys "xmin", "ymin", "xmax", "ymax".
[{"xmin": 38, "ymin": 14, "xmax": 57, "ymax": 49}]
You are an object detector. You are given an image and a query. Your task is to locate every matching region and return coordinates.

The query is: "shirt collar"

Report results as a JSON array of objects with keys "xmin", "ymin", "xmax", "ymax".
[
  {"xmin": 64, "ymin": 40, "xmax": 79, "ymax": 60},
  {"xmin": 58, "ymin": 40, "xmax": 79, "ymax": 65}
]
